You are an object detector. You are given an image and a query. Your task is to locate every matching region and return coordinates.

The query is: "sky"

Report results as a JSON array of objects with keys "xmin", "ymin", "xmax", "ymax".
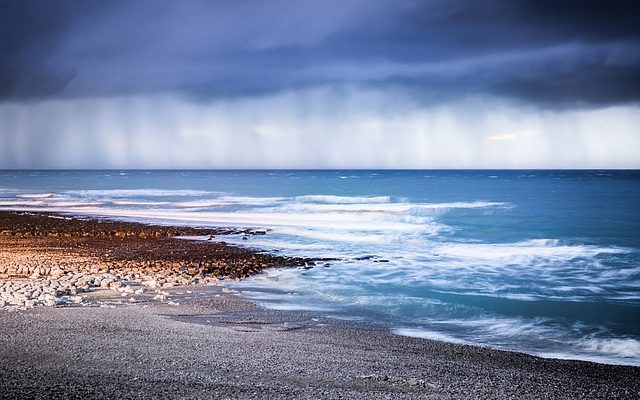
[{"xmin": 0, "ymin": 0, "xmax": 639, "ymax": 169}]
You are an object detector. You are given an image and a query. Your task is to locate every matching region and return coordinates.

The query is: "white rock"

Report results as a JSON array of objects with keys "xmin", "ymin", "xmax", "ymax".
[
  {"xmin": 43, "ymin": 297, "xmax": 57, "ymax": 307},
  {"xmin": 50, "ymin": 268, "xmax": 64, "ymax": 277},
  {"xmin": 142, "ymin": 280, "xmax": 157, "ymax": 288}
]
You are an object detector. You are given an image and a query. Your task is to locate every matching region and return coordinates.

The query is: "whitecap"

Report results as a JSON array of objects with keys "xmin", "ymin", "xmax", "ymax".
[
  {"xmin": 392, "ymin": 328, "xmax": 469, "ymax": 344},
  {"xmin": 295, "ymin": 195, "xmax": 391, "ymax": 204},
  {"xmin": 580, "ymin": 337, "xmax": 640, "ymax": 359},
  {"xmin": 16, "ymin": 193, "xmax": 56, "ymax": 199},
  {"xmin": 432, "ymin": 240, "xmax": 627, "ymax": 262},
  {"xmin": 64, "ymin": 189, "xmax": 213, "ymax": 197},
  {"xmin": 111, "ymin": 200, "xmax": 171, "ymax": 206},
  {"xmin": 0, "ymin": 200, "xmax": 46, "ymax": 206}
]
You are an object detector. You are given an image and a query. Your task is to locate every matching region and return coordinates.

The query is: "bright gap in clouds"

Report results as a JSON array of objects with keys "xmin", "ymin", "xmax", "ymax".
[{"xmin": 1, "ymin": 88, "xmax": 638, "ymax": 169}]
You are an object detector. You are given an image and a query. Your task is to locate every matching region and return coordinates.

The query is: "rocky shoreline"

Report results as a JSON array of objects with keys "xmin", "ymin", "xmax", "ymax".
[{"xmin": 0, "ymin": 211, "xmax": 318, "ymax": 310}]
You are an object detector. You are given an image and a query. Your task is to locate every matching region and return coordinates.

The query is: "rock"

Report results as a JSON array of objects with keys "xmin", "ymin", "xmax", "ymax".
[
  {"xmin": 142, "ymin": 280, "xmax": 157, "ymax": 288},
  {"xmin": 13, "ymin": 293, "xmax": 27, "ymax": 301},
  {"xmin": 43, "ymin": 296, "xmax": 57, "ymax": 307},
  {"xmin": 407, "ymin": 378, "xmax": 424, "ymax": 387},
  {"xmin": 118, "ymin": 286, "xmax": 134, "ymax": 294}
]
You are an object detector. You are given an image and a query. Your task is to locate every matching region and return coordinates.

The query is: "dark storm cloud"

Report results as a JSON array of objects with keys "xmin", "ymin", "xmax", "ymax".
[
  {"xmin": 1, "ymin": 0, "xmax": 639, "ymax": 107},
  {"xmin": 0, "ymin": 0, "xmax": 108, "ymax": 100}
]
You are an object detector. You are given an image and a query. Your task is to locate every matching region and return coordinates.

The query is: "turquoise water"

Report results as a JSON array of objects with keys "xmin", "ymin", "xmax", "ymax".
[{"xmin": 1, "ymin": 170, "xmax": 639, "ymax": 364}]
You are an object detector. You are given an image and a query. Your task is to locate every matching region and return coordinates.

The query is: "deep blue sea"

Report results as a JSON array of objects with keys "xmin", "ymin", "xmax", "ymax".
[{"xmin": 1, "ymin": 170, "xmax": 639, "ymax": 365}]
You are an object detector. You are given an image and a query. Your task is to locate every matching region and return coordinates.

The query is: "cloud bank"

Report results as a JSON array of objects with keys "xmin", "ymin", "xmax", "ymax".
[{"xmin": 0, "ymin": 0, "xmax": 638, "ymax": 168}]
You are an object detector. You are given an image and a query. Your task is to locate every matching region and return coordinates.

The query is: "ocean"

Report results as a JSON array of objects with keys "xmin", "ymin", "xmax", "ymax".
[{"xmin": 0, "ymin": 169, "xmax": 638, "ymax": 365}]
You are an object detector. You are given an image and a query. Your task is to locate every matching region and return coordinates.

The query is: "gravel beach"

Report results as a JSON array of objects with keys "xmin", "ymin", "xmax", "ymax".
[
  {"xmin": 1, "ymin": 211, "xmax": 638, "ymax": 399},
  {"xmin": 1, "ymin": 290, "xmax": 639, "ymax": 399}
]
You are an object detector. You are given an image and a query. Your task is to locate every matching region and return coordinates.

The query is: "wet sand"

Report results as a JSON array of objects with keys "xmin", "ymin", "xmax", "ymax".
[{"xmin": 0, "ymin": 211, "xmax": 639, "ymax": 399}]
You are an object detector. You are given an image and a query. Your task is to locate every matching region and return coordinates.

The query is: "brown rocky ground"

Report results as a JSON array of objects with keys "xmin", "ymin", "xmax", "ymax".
[{"xmin": 0, "ymin": 211, "xmax": 317, "ymax": 309}]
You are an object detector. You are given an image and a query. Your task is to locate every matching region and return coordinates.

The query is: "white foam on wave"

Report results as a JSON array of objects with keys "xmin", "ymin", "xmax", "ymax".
[
  {"xmin": 222, "ymin": 237, "xmax": 330, "ymax": 252},
  {"xmin": 173, "ymin": 196, "xmax": 285, "ymax": 208},
  {"xmin": 392, "ymin": 328, "xmax": 469, "ymax": 344},
  {"xmin": 432, "ymin": 239, "xmax": 627, "ymax": 262},
  {"xmin": 217, "ymin": 196, "xmax": 286, "ymax": 205},
  {"xmin": 395, "ymin": 323, "xmax": 640, "ymax": 366},
  {"xmin": 0, "ymin": 200, "xmax": 46, "ymax": 206},
  {"xmin": 41, "ymin": 201, "xmax": 99, "ymax": 207},
  {"xmin": 173, "ymin": 200, "xmax": 226, "ymax": 208},
  {"xmin": 0, "ymin": 199, "xmax": 101, "ymax": 208},
  {"xmin": 580, "ymin": 337, "xmax": 640, "ymax": 359},
  {"xmin": 281, "ymin": 201, "xmax": 507, "ymax": 214},
  {"xmin": 111, "ymin": 200, "xmax": 171, "ymax": 206},
  {"xmin": 421, "ymin": 201, "xmax": 508, "ymax": 209},
  {"xmin": 439, "ymin": 317, "xmax": 559, "ymax": 338},
  {"xmin": 254, "ymin": 302, "xmax": 336, "ymax": 311},
  {"xmin": 16, "ymin": 193, "xmax": 56, "ymax": 199},
  {"xmin": 275, "ymin": 227, "xmax": 404, "ymax": 244},
  {"xmin": 281, "ymin": 203, "xmax": 426, "ymax": 213},
  {"xmin": 534, "ymin": 351, "xmax": 640, "ymax": 366},
  {"xmin": 295, "ymin": 195, "xmax": 391, "ymax": 204},
  {"xmin": 68, "ymin": 208, "xmax": 441, "ymax": 239},
  {"xmin": 64, "ymin": 189, "xmax": 213, "ymax": 197}
]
